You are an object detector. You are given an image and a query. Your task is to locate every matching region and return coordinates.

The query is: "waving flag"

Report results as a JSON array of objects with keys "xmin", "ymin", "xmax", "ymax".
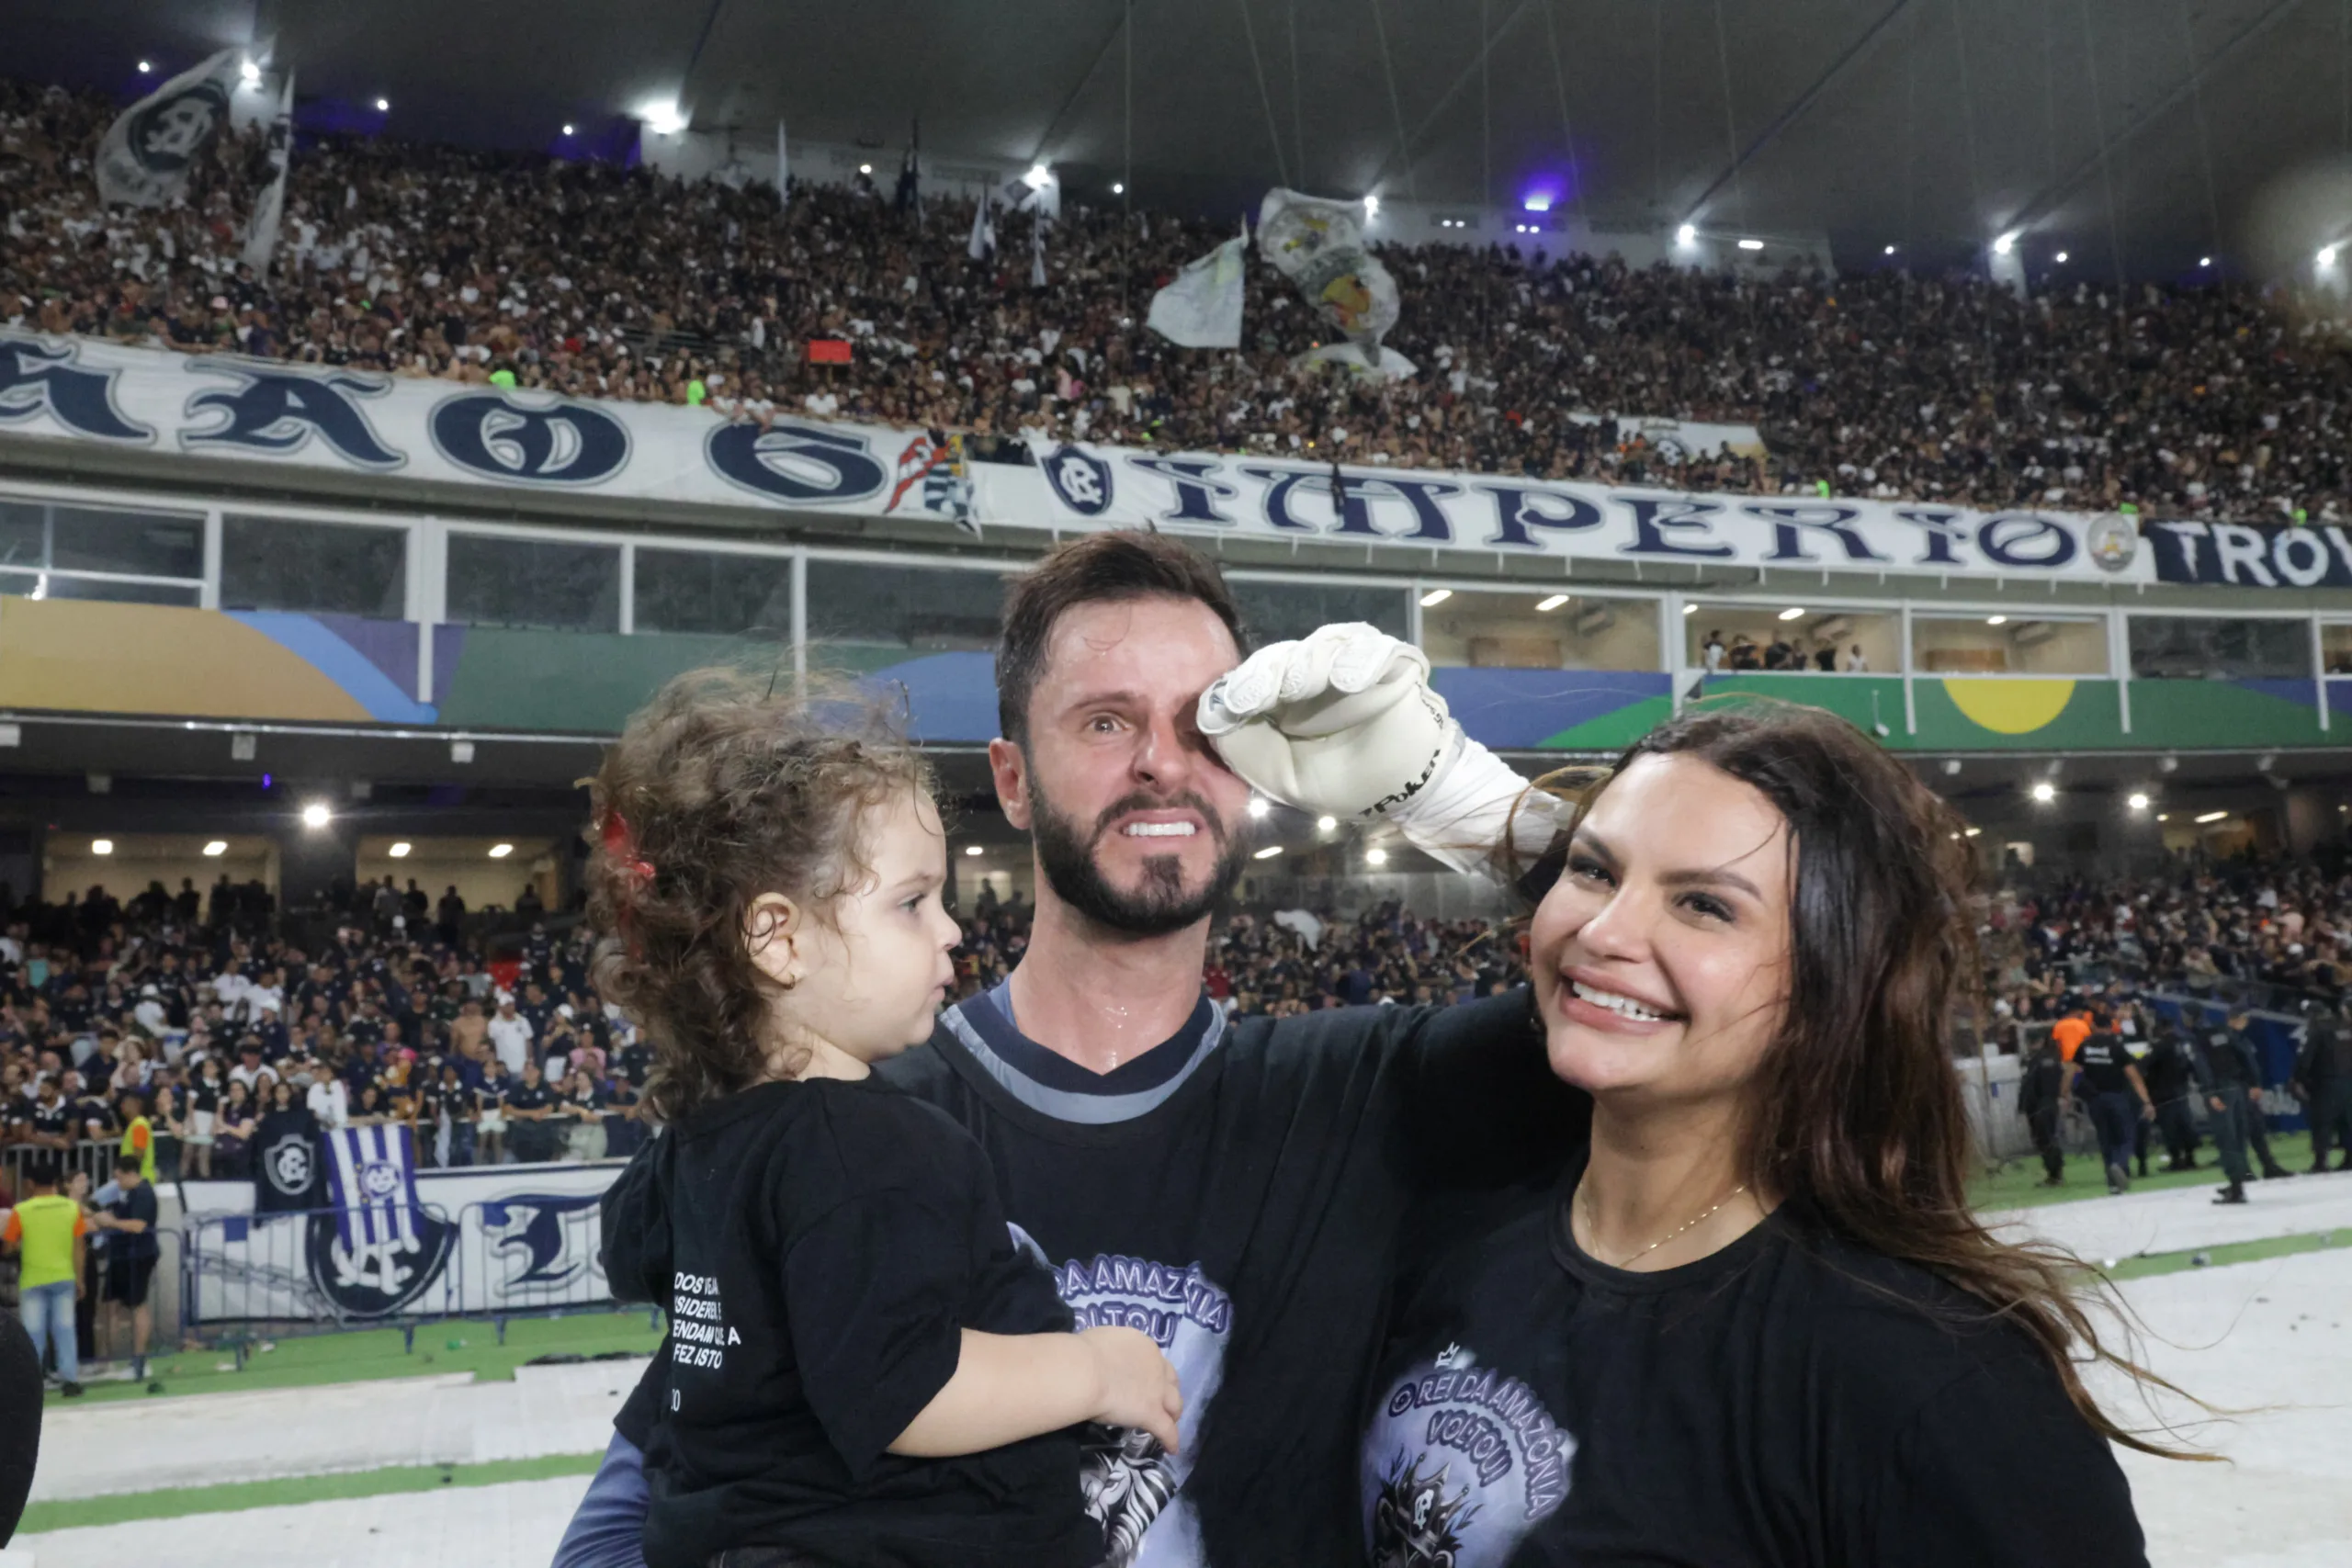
[
  {"xmin": 967, "ymin": 191, "xmax": 996, "ymax": 261},
  {"xmin": 1257, "ymin": 187, "xmax": 1402, "ymax": 369},
  {"xmin": 1147, "ymin": 224, "xmax": 1248, "ymax": 349},
  {"xmin": 241, "ymin": 70, "xmax": 296, "ymax": 274},
  {"xmin": 96, "ymin": 49, "xmax": 243, "ymax": 208}
]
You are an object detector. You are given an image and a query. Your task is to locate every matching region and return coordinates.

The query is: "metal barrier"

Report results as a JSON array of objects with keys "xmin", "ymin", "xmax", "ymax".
[
  {"xmin": 181, "ymin": 1194, "xmax": 627, "ymax": 1350},
  {"xmin": 2, "ymin": 1138, "xmax": 123, "ymax": 1200}
]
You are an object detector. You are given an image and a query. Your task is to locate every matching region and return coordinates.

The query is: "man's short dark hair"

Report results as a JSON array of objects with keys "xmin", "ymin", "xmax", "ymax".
[
  {"xmin": 995, "ymin": 531, "xmax": 1247, "ymax": 746},
  {"xmin": 113, "ymin": 1151, "xmax": 142, "ymax": 1175}
]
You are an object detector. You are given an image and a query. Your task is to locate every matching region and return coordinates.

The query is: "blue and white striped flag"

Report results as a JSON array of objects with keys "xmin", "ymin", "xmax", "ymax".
[{"xmin": 323, "ymin": 1124, "xmax": 424, "ymax": 1253}]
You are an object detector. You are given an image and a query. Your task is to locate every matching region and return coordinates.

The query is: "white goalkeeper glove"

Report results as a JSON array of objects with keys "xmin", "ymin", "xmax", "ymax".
[{"xmin": 1196, "ymin": 623, "xmax": 1565, "ymax": 877}]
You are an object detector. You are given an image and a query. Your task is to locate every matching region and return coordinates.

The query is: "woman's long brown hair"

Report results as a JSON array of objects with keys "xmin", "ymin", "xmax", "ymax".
[{"xmin": 1555, "ymin": 699, "xmax": 2205, "ymax": 1459}]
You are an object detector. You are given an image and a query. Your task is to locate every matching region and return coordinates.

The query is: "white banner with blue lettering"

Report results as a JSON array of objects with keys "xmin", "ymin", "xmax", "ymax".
[
  {"xmin": 0, "ymin": 333, "xmax": 2160, "ymax": 582},
  {"xmin": 1008, "ymin": 434, "xmax": 2154, "ymax": 583}
]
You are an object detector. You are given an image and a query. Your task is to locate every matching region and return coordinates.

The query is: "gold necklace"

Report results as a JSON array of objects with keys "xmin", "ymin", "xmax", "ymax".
[{"xmin": 1579, "ymin": 1178, "xmax": 1749, "ymax": 1269}]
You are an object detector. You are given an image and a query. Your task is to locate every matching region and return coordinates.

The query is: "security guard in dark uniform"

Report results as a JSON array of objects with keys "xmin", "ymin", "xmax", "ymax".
[
  {"xmin": 2016, "ymin": 1032, "xmax": 2070, "ymax": 1186},
  {"xmin": 2072, "ymin": 1009, "xmax": 2155, "ymax": 1195},
  {"xmin": 2138, "ymin": 1017, "xmax": 2201, "ymax": 1172},
  {"xmin": 2191, "ymin": 1009, "xmax": 2266, "ymax": 1204},
  {"xmin": 2291, "ymin": 1001, "xmax": 2352, "ymax": 1172},
  {"xmin": 2218, "ymin": 1008, "xmax": 2292, "ymax": 1180}
]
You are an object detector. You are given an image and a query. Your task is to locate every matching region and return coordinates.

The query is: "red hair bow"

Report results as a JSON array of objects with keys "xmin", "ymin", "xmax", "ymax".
[{"xmin": 602, "ymin": 810, "xmax": 655, "ymax": 887}]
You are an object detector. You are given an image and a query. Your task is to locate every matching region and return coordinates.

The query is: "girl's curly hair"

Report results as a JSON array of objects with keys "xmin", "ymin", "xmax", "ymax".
[{"xmin": 586, "ymin": 668, "xmax": 934, "ymax": 1124}]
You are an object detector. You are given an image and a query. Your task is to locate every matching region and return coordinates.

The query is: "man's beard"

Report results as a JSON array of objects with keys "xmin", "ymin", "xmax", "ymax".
[{"xmin": 1028, "ymin": 781, "xmax": 1248, "ymax": 938}]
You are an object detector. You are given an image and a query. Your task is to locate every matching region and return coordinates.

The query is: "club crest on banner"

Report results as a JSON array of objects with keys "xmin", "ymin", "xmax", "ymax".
[
  {"xmin": 1043, "ymin": 445, "xmax": 1115, "ymax": 516},
  {"xmin": 317, "ymin": 1124, "xmax": 453, "ymax": 1316},
  {"xmin": 264, "ymin": 1134, "xmax": 312, "ymax": 1197},
  {"xmin": 2086, "ymin": 513, "xmax": 2140, "ymax": 573}
]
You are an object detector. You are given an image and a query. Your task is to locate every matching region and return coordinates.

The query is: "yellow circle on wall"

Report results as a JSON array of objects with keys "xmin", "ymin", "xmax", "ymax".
[{"xmin": 1941, "ymin": 678, "xmax": 2076, "ymax": 734}]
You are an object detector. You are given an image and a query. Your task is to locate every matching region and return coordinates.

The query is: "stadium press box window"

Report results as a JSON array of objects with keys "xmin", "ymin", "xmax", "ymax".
[
  {"xmin": 1419, "ymin": 590, "xmax": 1660, "ymax": 671},
  {"xmin": 2127, "ymin": 615, "xmax": 2311, "ymax": 681},
  {"xmin": 220, "ymin": 515, "xmax": 408, "ymax": 618},
  {"xmin": 2320, "ymin": 622, "xmax": 2352, "ymax": 675},
  {"xmin": 0, "ymin": 499, "xmax": 204, "ymax": 605},
  {"xmin": 445, "ymin": 534, "xmax": 621, "ymax": 633},
  {"xmin": 804, "ymin": 559, "xmax": 1010, "ymax": 663},
  {"xmin": 634, "ymin": 548, "xmax": 795, "ymax": 637},
  {"xmin": 1911, "ymin": 615, "xmax": 2108, "ymax": 676},
  {"xmin": 1227, "ymin": 580, "xmax": 1410, "ymax": 647},
  {"xmin": 1688, "ymin": 605, "xmax": 1898, "ymax": 674}
]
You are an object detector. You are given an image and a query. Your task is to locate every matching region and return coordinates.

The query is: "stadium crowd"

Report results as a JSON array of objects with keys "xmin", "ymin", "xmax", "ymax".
[
  {"xmin": 4, "ymin": 852, "xmax": 2346, "ymax": 1196},
  {"xmin": 1984, "ymin": 857, "xmax": 2352, "ymax": 1023},
  {"xmin": 0, "ymin": 871, "xmax": 1531, "ymax": 1204},
  {"xmin": 8, "ymin": 76, "xmax": 2352, "ymax": 523}
]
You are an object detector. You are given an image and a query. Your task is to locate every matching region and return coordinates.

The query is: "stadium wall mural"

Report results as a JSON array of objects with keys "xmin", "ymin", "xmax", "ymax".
[{"xmin": 1, "ymin": 595, "xmax": 2342, "ymax": 755}]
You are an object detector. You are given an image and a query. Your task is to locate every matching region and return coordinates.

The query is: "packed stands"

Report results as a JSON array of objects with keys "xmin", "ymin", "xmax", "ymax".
[
  {"xmin": 6, "ymin": 843, "xmax": 2348, "ymax": 1201},
  {"xmin": 8, "ymin": 77, "xmax": 2352, "ymax": 524},
  {"xmin": 0, "ymin": 869, "xmax": 1532, "ymax": 1192}
]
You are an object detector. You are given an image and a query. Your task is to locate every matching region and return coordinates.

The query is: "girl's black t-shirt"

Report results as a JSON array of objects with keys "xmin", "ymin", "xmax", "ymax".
[
  {"xmin": 1363, "ymin": 1143, "xmax": 2149, "ymax": 1568},
  {"xmin": 600, "ymin": 1075, "xmax": 1095, "ymax": 1568}
]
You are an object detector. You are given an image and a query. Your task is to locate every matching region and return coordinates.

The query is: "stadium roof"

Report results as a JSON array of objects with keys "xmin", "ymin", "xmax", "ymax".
[{"xmin": 10, "ymin": 0, "xmax": 2352, "ymax": 276}]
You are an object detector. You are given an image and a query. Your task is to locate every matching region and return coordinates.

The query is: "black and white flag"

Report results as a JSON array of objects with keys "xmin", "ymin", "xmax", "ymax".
[
  {"xmin": 241, "ymin": 70, "xmax": 296, "ymax": 274},
  {"xmin": 96, "ymin": 48, "xmax": 243, "ymax": 208}
]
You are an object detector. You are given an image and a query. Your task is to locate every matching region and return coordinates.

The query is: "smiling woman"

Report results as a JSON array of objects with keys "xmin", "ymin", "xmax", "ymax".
[{"xmin": 1362, "ymin": 700, "xmax": 2188, "ymax": 1567}]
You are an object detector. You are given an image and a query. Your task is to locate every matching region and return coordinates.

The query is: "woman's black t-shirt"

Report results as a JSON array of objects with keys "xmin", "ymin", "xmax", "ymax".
[
  {"xmin": 600, "ymin": 1075, "xmax": 1095, "ymax": 1568},
  {"xmin": 1363, "ymin": 1144, "xmax": 2148, "ymax": 1568}
]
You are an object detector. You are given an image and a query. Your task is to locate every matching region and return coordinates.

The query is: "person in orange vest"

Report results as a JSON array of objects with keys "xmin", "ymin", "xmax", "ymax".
[{"xmin": 2051, "ymin": 1009, "xmax": 2092, "ymax": 1064}]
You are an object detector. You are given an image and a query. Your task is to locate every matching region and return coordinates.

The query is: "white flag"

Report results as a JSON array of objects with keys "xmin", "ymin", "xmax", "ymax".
[
  {"xmin": 1029, "ymin": 220, "xmax": 1047, "ymax": 289},
  {"xmin": 241, "ymin": 71, "xmax": 296, "ymax": 275},
  {"xmin": 967, "ymin": 191, "xmax": 994, "ymax": 261},
  {"xmin": 1146, "ymin": 227, "xmax": 1247, "ymax": 349},
  {"xmin": 1256, "ymin": 187, "xmax": 1402, "ymax": 358},
  {"xmin": 775, "ymin": 119, "xmax": 789, "ymax": 200},
  {"xmin": 96, "ymin": 48, "xmax": 242, "ymax": 208}
]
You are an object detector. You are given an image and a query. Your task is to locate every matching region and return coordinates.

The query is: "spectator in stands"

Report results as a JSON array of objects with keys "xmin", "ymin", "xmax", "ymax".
[
  {"xmin": 348, "ymin": 1081, "xmax": 390, "ymax": 1128},
  {"xmin": 559, "ymin": 1066, "xmax": 607, "ymax": 1162},
  {"xmin": 487, "ymin": 995, "xmax": 534, "ymax": 1077},
  {"xmin": 12, "ymin": 73, "xmax": 2352, "ymax": 522},
  {"xmin": 474, "ymin": 1053, "xmax": 512, "ymax": 1165},
  {"xmin": 22, "ymin": 1077, "xmax": 73, "ymax": 1151},
  {"xmin": 182, "ymin": 1055, "xmax": 222, "ymax": 1178},
  {"xmin": 502, "ymin": 1059, "xmax": 560, "ymax": 1163},
  {"xmin": 90, "ymin": 1151, "xmax": 158, "ymax": 1382},
  {"xmin": 2, "ymin": 1158, "xmax": 86, "ymax": 1397},
  {"xmin": 211, "ymin": 1078, "xmax": 256, "ymax": 1179},
  {"xmin": 148, "ymin": 1083, "xmax": 183, "ymax": 1182},
  {"xmin": 433, "ymin": 1060, "xmax": 478, "ymax": 1168},
  {"xmin": 305, "ymin": 1057, "xmax": 350, "ymax": 1130}
]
